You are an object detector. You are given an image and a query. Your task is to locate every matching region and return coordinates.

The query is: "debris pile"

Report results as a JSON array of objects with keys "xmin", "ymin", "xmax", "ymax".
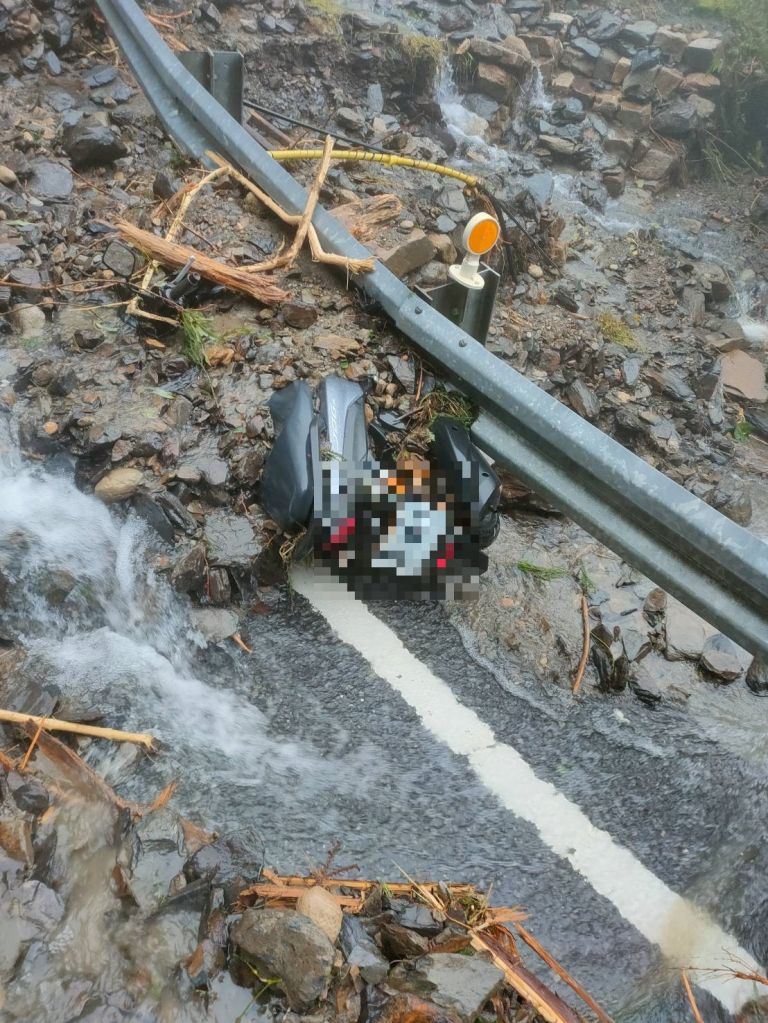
[{"xmin": 0, "ymin": 712, "xmax": 606, "ymax": 1023}]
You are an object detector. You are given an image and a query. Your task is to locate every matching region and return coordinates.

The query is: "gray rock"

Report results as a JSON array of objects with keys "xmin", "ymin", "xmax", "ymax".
[
  {"xmin": 746, "ymin": 654, "xmax": 768, "ymax": 695},
  {"xmin": 27, "ymin": 158, "xmax": 74, "ymax": 200},
  {"xmin": 622, "ymin": 357, "xmax": 642, "ymax": 387},
  {"xmin": 683, "ymin": 37, "xmax": 723, "ymax": 72},
  {"xmin": 232, "ymin": 909, "xmax": 334, "ymax": 1011},
  {"xmin": 336, "ymin": 107, "xmax": 365, "ymax": 131},
  {"xmin": 9, "ymin": 303, "xmax": 47, "ymax": 340},
  {"xmin": 551, "ymin": 97, "xmax": 585, "ymax": 124},
  {"xmin": 665, "ymin": 599, "xmax": 716, "ymax": 660},
  {"xmin": 62, "ymin": 123, "xmax": 128, "ymax": 168},
  {"xmin": 652, "ymin": 99, "xmax": 699, "ymax": 138},
  {"xmin": 340, "ymin": 916, "xmax": 389, "ymax": 984},
  {"xmin": 189, "ymin": 608, "xmax": 239, "ymax": 643},
  {"xmin": 645, "ymin": 367, "xmax": 695, "ymax": 401},
  {"xmin": 409, "ymin": 953, "xmax": 504, "ymax": 1023},
  {"xmin": 583, "ymin": 11, "xmax": 623, "ymax": 43},
  {"xmin": 591, "ymin": 623, "xmax": 630, "ymax": 691},
  {"xmin": 102, "ymin": 239, "xmax": 139, "ymax": 277},
  {"xmin": 700, "ymin": 633, "xmax": 750, "ymax": 682},
  {"xmin": 204, "ymin": 510, "xmax": 260, "ymax": 568},
  {"xmin": 567, "ymin": 379, "xmax": 600, "ymax": 420},
  {"xmin": 6, "ymin": 773, "xmax": 49, "ymax": 816},
  {"xmin": 367, "ymin": 83, "xmax": 384, "ymax": 114},
  {"xmin": 171, "ymin": 543, "xmax": 207, "ymax": 594},
  {"xmin": 711, "ymin": 479, "xmax": 752, "ymax": 526},
  {"xmin": 571, "ymin": 36, "xmax": 601, "ymax": 60},
  {"xmin": 621, "ymin": 20, "xmax": 658, "ymax": 47},
  {"xmin": 649, "ymin": 419, "xmax": 681, "ymax": 453}
]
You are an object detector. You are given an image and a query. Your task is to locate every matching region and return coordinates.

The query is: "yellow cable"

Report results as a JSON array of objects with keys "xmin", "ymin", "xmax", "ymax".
[{"xmin": 267, "ymin": 148, "xmax": 480, "ymax": 188}]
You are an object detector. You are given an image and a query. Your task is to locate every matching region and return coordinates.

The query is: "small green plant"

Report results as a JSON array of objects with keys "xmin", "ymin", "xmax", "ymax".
[
  {"xmin": 598, "ymin": 312, "xmax": 638, "ymax": 349},
  {"xmin": 734, "ymin": 420, "xmax": 754, "ymax": 442},
  {"xmin": 516, "ymin": 560, "xmax": 568, "ymax": 581},
  {"xmin": 305, "ymin": 0, "xmax": 344, "ymax": 31},
  {"xmin": 578, "ymin": 565, "xmax": 596, "ymax": 595},
  {"xmin": 421, "ymin": 389, "xmax": 475, "ymax": 429},
  {"xmin": 180, "ymin": 309, "xmax": 220, "ymax": 367}
]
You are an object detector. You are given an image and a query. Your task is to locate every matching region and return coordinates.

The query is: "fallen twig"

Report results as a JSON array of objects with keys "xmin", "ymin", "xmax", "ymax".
[
  {"xmin": 0, "ymin": 709, "xmax": 156, "ymax": 750},
  {"xmin": 571, "ymin": 594, "xmax": 590, "ymax": 695},
  {"xmin": 681, "ymin": 971, "xmax": 705, "ymax": 1023},
  {"xmin": 515, "ymin": 923, "xmax": 613, "ymax": 1023},
  {"xmin": 112, "ymin": 220, "xmax": 289, "ymax": 306},
  {"xmin": 19, "ymin": 716, "xmax": 46, "ymax": 771},
  {"xmin": 231, "ymin": 632, "xmax": 253, "ymax": 654}
]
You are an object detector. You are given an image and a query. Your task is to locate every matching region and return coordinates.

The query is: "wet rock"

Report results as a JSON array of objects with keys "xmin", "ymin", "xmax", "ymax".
[
  {"xmin": 644, "ymin": 587, "xmax": 667, "ymax": 616},
  {"xmin": 567, "ymin": 379, "xmax": 600, "ymax": 420},
  {"xmin": 652, "ymin": 99, "xmax": 699, "ymax": 138},
  {"xmin": 591, "ymin": 623, "xmax": 629, "ymax": 691},
  {"xmin": 631, "ymin": 653, "xmax": 695, "ymax": 705},
  {"xmin": 6, "ymin": 773, "xmax": 49, "ymax": 816},
  {"xmin": 622, "ymin": 67, "xmax": 660, "ymax": 103},
  {"xmin": 700, "ymin": 633, "xmax": 749, "ymax": 682},
  {"xmin": 204, "ymin": 510, "xmax": 260, "ymax": 569},
  {"xmin": 474, "ymin": 62, "xmax": 515, "ymax": 102},
  {"xmin": 645, "ymin": 367, "xmax": 694, "ymax": 401},
  {"xmin": 553, "ymin": 286, "xmax": 579, "ymax": 312},
  {"xmin": 340, "ymin": 915, "xmax": 389, "ymax": 983},
  {"xmin": 282, "ymin": 302, "xmax": 318, "ymax": 329},
  {"xmin": 551, "ymin": 97, "xmax": 585, "ymax": 124},
  {"xmin": 381, "ymin": 920, "xmax": 431, "ymax": 959},
  {"xmin": 27, "ymin": 158, "xmax": 73, "ymax": 200},
  {"xmin": 0, "ymin": 816, "xmax": 33, "ymax": 866},
  {"xmin": 469, "ymin": 36, "xmax": 532, "ymax": 76},
  {"xmin": 132, "ymin": 492, "xmax": 176, "ymax": 544},
  {"xmin": 665, "ymin": 599, "xmax": 716, "ymax": 661},
  {"xmin": 655, "ymin": 66, "xmax": 684, "ymax": 97},
  {"xmin": 206, "ymin": 567, "xmax": 231, "ymax": 605},
  {"xmin": 711, "ymin": 479, "xmax": 752, "ymax": 526},
  {"xmin": 683, "ymin": 37, "xmax": 723, "ymax": 72},
  {"xmin": 720, "ymin": 350, "xmax": 767, "ymax": 402},
  {"xmin": 232, "ymin": 908, "xmax": 334, "ymax": 1011},
  {"xmin": 171, "ymin": 543, "xmax": 207, "ymax": 594},
  {"xmin": 621, "ymin": 21, "xmax": 658, "ymax": 47},
  {"xmin": 94, "ymin": 467, "xmax": 143, "ymax": 504},
  {"xmin": 583, "ymin": 11, "xmax": 623, "ymax": 43},
  {"xmin": 406, "ymin": 954, "xmax": 504, "ymax": 1023},
  {"xmin": 633, "ymin": 147, "xmax": 679, "ymax": 183},
  {"xmin": 337, "ymin": 107, "xmax": 365, "ymax": 132},
  {"xmin": 189, "ymin": 607, "xmax": 238, "ymax": 643},
  {"xmin": 746, "ymin": 655, "xmax": 768, "ymax": 696},
  {"xmin": 62, "ymin": 122, "xmax": 128, "ymax": 168}
]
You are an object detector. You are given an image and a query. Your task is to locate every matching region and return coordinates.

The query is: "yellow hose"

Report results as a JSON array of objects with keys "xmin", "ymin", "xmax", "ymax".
[{"xmin": 267, "ymin": 148, "xmax": 480, "ymax": 188}]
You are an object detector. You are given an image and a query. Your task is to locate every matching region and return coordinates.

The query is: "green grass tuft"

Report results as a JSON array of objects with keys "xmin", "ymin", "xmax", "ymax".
[
  {"xmin": 516, "ymin": 560, "xmax": 568, "ymax": 581},
  {"xmin": 598, "ymin": 312, "xmax": 638, "ymax": 349},
  {"xmin": 180, "ymin": 309, "xmax": 220, "ymax": 368}
]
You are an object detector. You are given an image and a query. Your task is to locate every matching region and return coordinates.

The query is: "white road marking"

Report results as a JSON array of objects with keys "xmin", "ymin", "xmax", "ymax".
[{"xmin": 293, "ymin": 567, "xmax": 764, "ymax": 1012}]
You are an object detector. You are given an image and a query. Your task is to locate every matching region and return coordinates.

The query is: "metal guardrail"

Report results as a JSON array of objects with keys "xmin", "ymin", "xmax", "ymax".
[{"xmin": 96, "ymin": 0, "xmax": 768, "ymax": 658}]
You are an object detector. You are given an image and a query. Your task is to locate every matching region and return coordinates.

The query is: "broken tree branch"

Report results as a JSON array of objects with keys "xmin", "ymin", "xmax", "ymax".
[
  {"xmin": 112, "ymin": 220, "xmax": 289, "ymax": 305},
  {"xmin": 515, "ymin": 923, "xmax": 613, "ymax": 1023},
  {"xmin": 127, "ymin": 165, "xmax": 229, "ymax": 320},
  {"xmin": 207, "ymin": 151, "xmax": 375, "ymax": 274},
  {"xmin": 0, "ymin": 709, "xmax": 156, "ymax": 750},
  {"xmin": 572, "ymin": 594, "xmax": 590, "ymax": 695}
]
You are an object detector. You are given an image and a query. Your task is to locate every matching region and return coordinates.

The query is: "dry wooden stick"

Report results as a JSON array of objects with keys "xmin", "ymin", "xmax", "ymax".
[
  {"xmin": 113, "ymin": 220, "xmax": 289, "ymax": 305},
  {"xmin": 681, "ymin": 971, "xmax": 705, "ymax": 1023},
  {"xmin": 515, "ymin": 924, "xmax": 613, "ymax": 1023},
  {"xmin": 207, "ymin": 152, "xmax": 375, "ymax": 274},
  {"xmin": 127, "ymin": 165, "xmax": 229, "ymax": 320},
  {"xmin": 0, "ymin": 748, "xmax": 16, "ymax": 771},
  {"xmin": 572, "ymin": 594, "xmax": 590, "ymax": 695},
  {"xmin": 0, "ymin": 709, "xmax": 156, "ymax": 750},
  {"xmin": 282, "ymin": 134, "xmax": 334, "ymax": 268}
]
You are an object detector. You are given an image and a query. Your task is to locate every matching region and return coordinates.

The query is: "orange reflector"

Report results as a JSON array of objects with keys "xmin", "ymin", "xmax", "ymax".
[{"xmin": 466, "ymin": 215, "xmax": 500, "ymax": 255}]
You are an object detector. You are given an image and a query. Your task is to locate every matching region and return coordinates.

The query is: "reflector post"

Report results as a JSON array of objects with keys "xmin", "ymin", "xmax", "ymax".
[{"xmin": 449, "ymin": 212, "xmax": 501, "ymax": 290}]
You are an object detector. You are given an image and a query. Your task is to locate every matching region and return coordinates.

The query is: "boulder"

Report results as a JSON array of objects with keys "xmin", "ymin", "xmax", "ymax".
[
  {"xmin": 27, "ymin": 158, "xmax": 73, "ymax": 200},
  {"xmin": 665, "ymin": 599, "xmax": 716, "ymax": 660},
  {"xmin": 232, "ymin": 909, "xmax": 334, "ymax": 1011},
  {"xmin": 655, "ymin": 66, "xmax": 684, "ymax": 97},
  {"xmin": 204, "ymin": 510, "xmax": 261, "ymax": 568},
  {"xmin": 408, "ymin": 954, "xmax": 505, "ymax": 1023},
  {"xmin": 171, "ymin": 543, "xmax": 207, "ymax": 594},
  {"xmin": 9, "ymin": 303, "xmax": 46, "ymax": 340},
  {"xmin": 683, "ymin": 37, "xmax": 723, "ymax": 72},
  {"xmin": 621, "ymin": 20, "xmax": 658, "ymax": 47},
  {"xmin": 567, "ymin": 379, "xmax": 600, "ymax": 419},
  {"xmin": 189, "ymin": 608, "xmax": 239, "ymax": 643},
  {"xmin": 594, "ymin": 48, "xmax": 619, "ymax": 82},
  {"xmin": 469, "ymin": 36, "xmax": 532, "ymax": 77}
]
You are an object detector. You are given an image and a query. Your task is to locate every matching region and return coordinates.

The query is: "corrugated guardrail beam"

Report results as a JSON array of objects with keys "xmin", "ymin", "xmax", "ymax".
[{"xmin": 96, "ymin": 0, "xmax": 768, "ymax": 658}]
